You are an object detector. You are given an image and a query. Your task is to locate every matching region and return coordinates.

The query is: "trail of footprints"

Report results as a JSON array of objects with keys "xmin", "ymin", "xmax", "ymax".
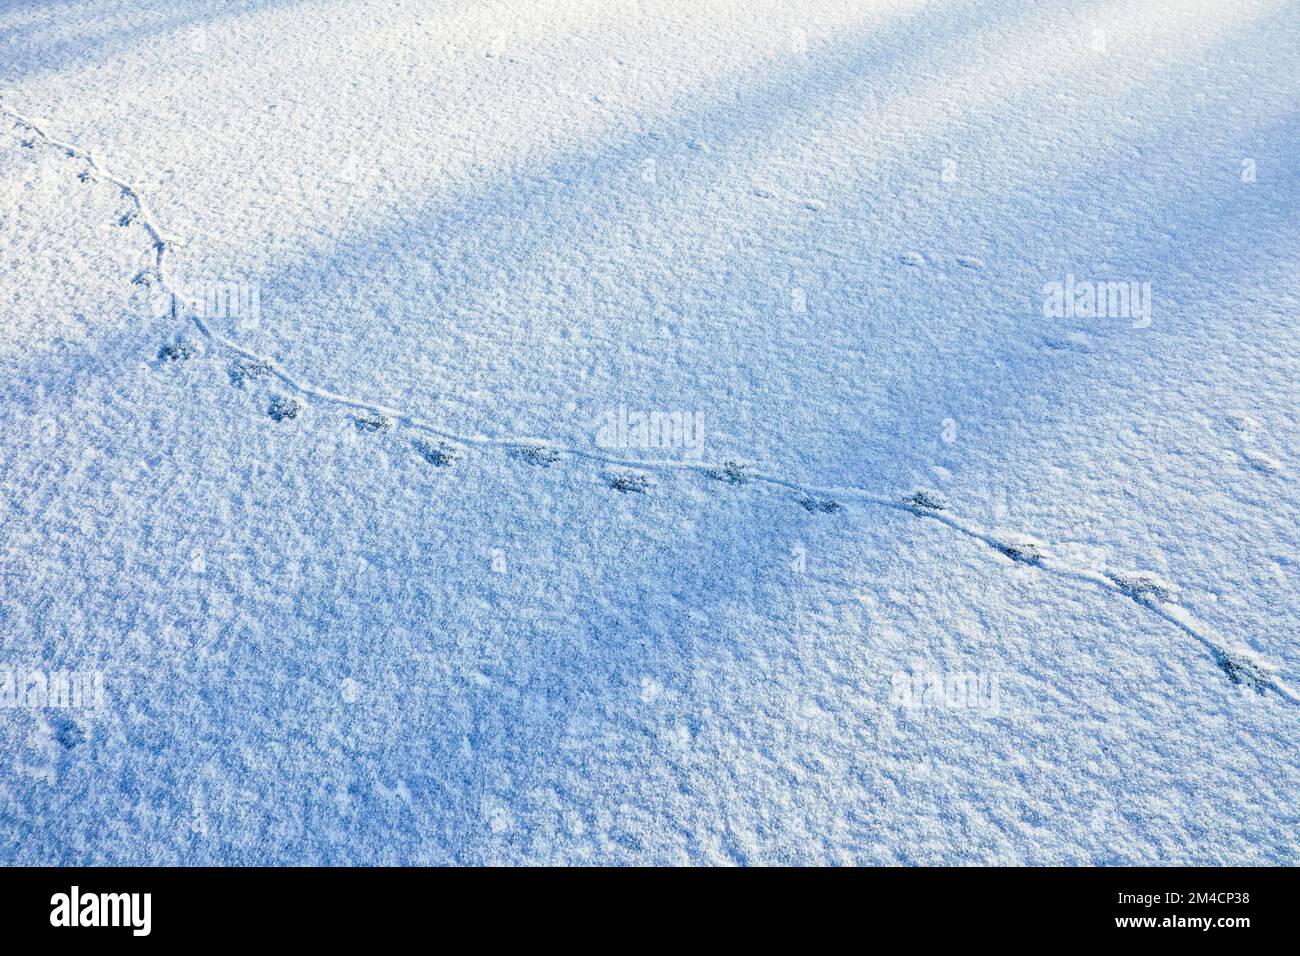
[{"xmin": 7, "ymin": 104, "xmax": 1296, "ymax": 705}]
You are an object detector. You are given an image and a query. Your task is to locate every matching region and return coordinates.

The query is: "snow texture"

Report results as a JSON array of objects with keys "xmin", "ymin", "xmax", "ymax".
[{"xmin": 1, "ymin": 0, "xmax": 1298, "ymax": 864}]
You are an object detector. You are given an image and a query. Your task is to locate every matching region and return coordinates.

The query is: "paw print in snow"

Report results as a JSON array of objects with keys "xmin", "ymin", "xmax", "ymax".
[
  {"xmin": 800, "ymin": 497, "xmax": 843, "ymax": 514},
  {"xmin": 158, "ymin": 340, "xmax": 197, "ymax": 362},
  {"xmin": 906, "ymin": 488, "xmax": 949, "ymax": 512},
  {"xmin": 228, "ymin": 357, "xmax": 272, "ymax": 387},
  {"xmin": 706, "ymin": 460, "xmax": 751, "ymax": 485},
  {"xmin": 1105, "ymin": 569, "xmax": 1176, "ymax": 605},
  {"xmin": 608, "ymin": 470, "xmax": 651, "ymax": 493},
  {"xmin": 994, "ymin": 534, "xmax": 1046, "ymax": 565},
  {"xmin": 268, "ymin": 395, "xmax": 300, "ymax": 422},
  {"xmin": 353, "ymin": 411, "xmax": 393, "ymax": 433},
  {"xmin": 413, "ymin": 438, "xmax": 461, "ymax": 467},
  {"xmin": 1216, "ymin": 650, "xmax": 1271, "ymax": 693},
  {"xmin": 509, "ymin": 444, "xmax": 562, "ymax": 467}
]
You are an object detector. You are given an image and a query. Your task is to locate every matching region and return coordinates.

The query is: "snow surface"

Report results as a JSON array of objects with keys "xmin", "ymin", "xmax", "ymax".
[{"xmin": 1, "ymin": 0, "xmax": 1298, "ymax": 864}]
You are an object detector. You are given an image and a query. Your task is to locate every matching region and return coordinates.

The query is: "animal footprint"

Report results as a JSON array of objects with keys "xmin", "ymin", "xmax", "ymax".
[
  {"xmin": 608, "ymin": 470, "xmax": 651, "ymax": 494},
  {"xmin": 509, "ymin": 444, "xmax": 561, "ymax": 467},
  {"xmin": 1043, "ymin": 331, "xmax": 1094, "ymax": 353},
  {"xmin": 705, "ymin": 460, "xmax": 751, "ymax": 485},
  {"xmin": 1241, "ymin": 448, "xmax": 1282, "ymax": 473},
  {"xmin": 1105, "ymin": 569, "xmax": 1176, "ymax": 605},
  {"xmin": 228, "ymin": 357, "xmax": 272, "ymax": 387},
  {"xmin": 353, "ymin": 411, "xmax": 393, "ymax": 433},
  {"xmin": 157, "ymin": 340, "xmax": 197, "ymax": 362},
  {"xmin": 899, "ymin": 251, "xmax": 926, "ymax": 267},
  {"xmin": 268, "ymin": 395, "xmax": 300, "ymax": 422},
  {"xmin": 49, "ymin": 714, "xmax": 85, "ymax": 750},
  {"xmin": 1216, "ymin": 650, "xmax": 1271, "ymax": 693},
  {"xmin": 994, "ymin": 534, "xmax": 1046, "ymax": 565},
  {"xmin": 800, "ymin": 497, "xmax": 843, "ymax": 514},
  {"xmin": 906, "ymin": 488, "xmax": 949, "ymax": 512},
  {"xmin": 413, "ymin": 438, "xmax": 461, "ymax": 467},
  {"xmin": 1224, "ymin": 415, "xmax": 1283, "ymax": 473}
]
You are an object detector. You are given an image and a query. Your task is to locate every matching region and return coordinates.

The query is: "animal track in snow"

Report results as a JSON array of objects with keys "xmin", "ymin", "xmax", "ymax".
[
  {"xmin": 268, "ymin": 395, "xmax": 300, "ymax": 422},
  {"xmin": 508, "ymin": 444, "xmax": 562, "ymax": 467},
  {"xmin": 993, "ymin": 534, "xmax": 1047, "ymax": 565},
  {"xmin": 705, "ymin": 460, "xmax": 751, "ymax": 485},
  {"xmin": 48, "ymin": 714, "xmax": 85, "ymax": 750},
  {"xmin": 1042, "ymin": 331, "xmax": 1094, "ymax": 354},
  {"xmin": 1241, "ymin": 448, "xmax": 1283, "ymax": 473},
  {"xmin": 157, "ymin": 341, "xmax": 197, "ymax": 362},
  {"xmin": 898, "ymin": 490, "xmax": 1298, "ymax": 704},
  {"xmin": 800, "ymin": 496, "xmax": 844, "ymax": 514},
  {"xmin": 608, "ymin": 470, "xmax": 652, "ymax": 494},
  {"xmin": 6, "ymin": 101, "xmax": 1295, "ymax": 704},
  {"xmin": 228, "ymin": 357, "xmax": 272, "ymax": 388},
  {"xmin": 905, "ymin": 488, "xmax": 950, "ymax": 512},
  {"xmin": 353, "ymin": 411, "xmax": 393, "ymax": 433},
  {"xmin": 1216, "ymin": 650, "xmax": 1275, "ymax": 694},
  {"xmin": 1225, "ymin": 415, "xmax": 1284, "ymax": 474},
  {"xmin": 1106, "ymin": 569, "xmax": 1177, "ymax": 605},
  {"xmin": 413, "ymin": 438, "xmax": 462, "ymax": 468}
]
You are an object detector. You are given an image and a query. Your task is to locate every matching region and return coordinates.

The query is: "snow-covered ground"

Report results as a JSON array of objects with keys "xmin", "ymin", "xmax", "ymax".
[{"xmin": 1, "ymin": 0, "xmax": 1297, "ymax": 864}]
